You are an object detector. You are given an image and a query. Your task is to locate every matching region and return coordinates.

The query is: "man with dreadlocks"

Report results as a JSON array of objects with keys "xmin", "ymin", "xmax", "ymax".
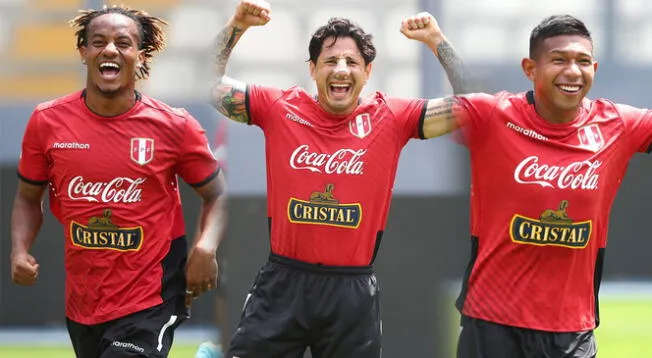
[{"xmin": 10, "ymin": 5, "xmax": 226, "ymax": 358}]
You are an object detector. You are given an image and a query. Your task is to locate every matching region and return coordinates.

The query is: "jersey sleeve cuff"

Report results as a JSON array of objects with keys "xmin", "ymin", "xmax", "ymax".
[
  {"xmin": 418, "ymin": 100, "xmax": 428, "ymax": 140},
  {"xmin": 17, "ymin": 171, "xmax": 48, "ymax": 186},
  {"xmin": 187, "ymin": 168, "xmax": 221, "ymax": 188},
  {"xmin": 245, "ymin": 84, "xmax": 253, "ymax": 126}
]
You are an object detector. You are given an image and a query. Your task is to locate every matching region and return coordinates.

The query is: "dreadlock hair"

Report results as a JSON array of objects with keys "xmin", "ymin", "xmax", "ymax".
[{"xmin": 69, "ymin": 4, "xmax": 167, "ymax": 80}]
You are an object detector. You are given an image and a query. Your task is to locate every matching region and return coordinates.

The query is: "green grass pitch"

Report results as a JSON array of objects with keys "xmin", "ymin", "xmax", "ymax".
[
  {"xmin": 0, "ymin": 343, "xmax": 199, "ymax": 357},
  {"xmin": 0, "ymin": 299, "xmax": 650, "ymax": 357},
  {"xmin": 447, "ymin": 298, "xmax": 652, "ymax": 358}
]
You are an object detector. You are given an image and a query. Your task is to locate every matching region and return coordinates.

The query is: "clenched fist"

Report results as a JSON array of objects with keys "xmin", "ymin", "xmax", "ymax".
[
  {"xmin": 11, "ymin": 252, "xmax": 39, "ymax": 286},
  {"xmin": 231, "ymin": 0, "xmax": 271, "ymax": 29},
  {"xmin": 400, "ymin": 12, "xmax": 444, "ymax": 48}
]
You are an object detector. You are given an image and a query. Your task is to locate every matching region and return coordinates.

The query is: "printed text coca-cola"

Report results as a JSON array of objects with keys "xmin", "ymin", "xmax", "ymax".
[
  {"xmin": 68, "ymin": 176, "xmax": 146, "ymax": 203},
  {"xmin": 514, "ymin": 156, "xmax": 601, "ymax": 190},
  {"xmin": 290, "ymin": 145, "xmax": 365, "ymax": 175}
]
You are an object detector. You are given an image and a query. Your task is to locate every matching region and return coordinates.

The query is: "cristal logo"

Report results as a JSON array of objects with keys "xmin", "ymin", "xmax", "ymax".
[
  {"xmin": 290, "ymin": 144, "xmax": 365, "ymax": 175},
  {"xmin": 68, "ymin": 176, "xmax": 146, "ymax": 203},
  {"xmin": 514, "ymin": 156, "xmax": 601, "ymax": 190}
]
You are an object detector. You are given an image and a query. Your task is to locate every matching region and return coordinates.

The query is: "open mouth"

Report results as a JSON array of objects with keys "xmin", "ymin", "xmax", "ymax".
[
  {"xmin": 99, "ymin": 61, "xmax": 121, "ymax": 80},
  {"xmin": 329, "ymin": 83, "xmax": 352, "ymax": 99},
  {"xmin": 557, "ymin": 84, "xmax": 582, "ymax": 94}
]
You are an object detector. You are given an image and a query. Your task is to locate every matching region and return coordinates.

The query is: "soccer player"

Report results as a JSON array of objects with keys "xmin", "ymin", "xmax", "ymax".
[
  {"xmin": 212, "ymin": 1, "xmax": 469, "ymax": 357},
  {"xmin": 413, "ymin": 13, "xmax": 652, "ymax": 358},
  {"xmin": 10, "ymin": 5, "xmax": 227, "ymax": 358}
]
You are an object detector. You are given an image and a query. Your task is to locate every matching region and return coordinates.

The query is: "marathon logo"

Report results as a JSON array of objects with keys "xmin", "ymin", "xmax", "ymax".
[
  {"xmin": 288, "ymin": 184, "xmax": 362, "ymax": 229},
  {"xmin": 510, "ymin": 200, "xmax": 591, "ymax": 249},
  {"xmin": 70, "ymin": 210, "xmax": 143, "ymax": 251}
]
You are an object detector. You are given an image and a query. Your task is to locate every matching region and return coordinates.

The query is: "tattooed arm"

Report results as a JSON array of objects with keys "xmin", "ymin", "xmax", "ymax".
[
  {"xmin": 400, "ymin": 12, "xmax": 471, "ymax": 138},
  {"xmin": 400, "ymin": 11, "xmax": 471, "ymax": 96},
  {"xmin": 212, "ymin": 0, "xmax": 271, "ymax": 124}
]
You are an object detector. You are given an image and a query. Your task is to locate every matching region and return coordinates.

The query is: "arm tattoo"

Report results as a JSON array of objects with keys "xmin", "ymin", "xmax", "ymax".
[
  {"xmin": 213, "ymin": 83, "xmax": 248, "ymax": 123},
  {"xmin": 425, "ymin": 97, "xmax": 459, "ymax": 133},
  {"xmin": 436, "ymin": 41, "xmax": 471, "ymax": 95},
  {"xmin": 215, "ymin": 26, "xmax": 243, "ymax": 78},
  {"xmin": 212, "ymin": 25, "xmax": 249, "ymax": 123}
]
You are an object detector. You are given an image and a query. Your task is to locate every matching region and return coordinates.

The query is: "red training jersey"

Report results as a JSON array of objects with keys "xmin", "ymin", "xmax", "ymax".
[
  {"xmin": 247, "ymin": 85, "xmax": 426, "ymax": 266},
  {"xmin": 18, "ymin": 90, "xmax": 220, "ymax": 325},
  {"xmin": 454, "ymin": 90, "xmax": 652, "ymax": 332}
]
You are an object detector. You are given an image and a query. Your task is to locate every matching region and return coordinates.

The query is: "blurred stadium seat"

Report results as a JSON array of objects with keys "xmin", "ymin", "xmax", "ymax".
[
  {"xmin": 384, "ymin": 67, "xmax": 421, "ymax": 98},
  {"xmin": 105, "ymin": 0, "xmax": 180, "ymax": 13},
  {"xmin": 308, "ymin": 9, "xmax": 378, "ymax": 41},
  {"xmin": 10, "ymin": 23, "xmax": 78, "ymax": 62},
  {"xmin": 458, "ymin": 23, "xmax": 509, "ymax": 61},
  {"xmin": 235, "ymin": 70, "xmax": 300, "ymax": 90},
  {"xmin": 0, "ymin": 14, "xmax": 7, "ymax": 53},
  {"xmin": 142, "ymin": 56, "xmax": 198, "ymax": 100},
  {"xmin": 0, "ymin": 0, "xmax": 185, "ymax": 102},
  {"xmin": 1, "ymin": 0, "xmax": 81, "ymax": 101},
  {"xmin": 30, "ymin": 0, "xmax": 83, "ymax": 11},
  {"xmin": 231, "ymin": 8, "xmax": 302, "ymax": 63},
  {"xmin": 618, "ymin": 0, "xmax": 650, "ymax": 16},
  {"xmin": 382, "ymin": 6, "xmax": 420, "ymax": 63},
  {"xmin": 0, "ymin": 71, "xmax": 83, "ymax": 99},
  {"xmin": 167, "ymin": 4, "xmax": 221, "ymax": 51}
]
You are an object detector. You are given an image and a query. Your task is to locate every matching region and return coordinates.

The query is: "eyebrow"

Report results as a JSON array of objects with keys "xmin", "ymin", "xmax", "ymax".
[
  {"xmin": 548, "ymin": 49, "xmax": 592, "ymax": 57},
  {"xmin": 323, "ymin": 55, "xmax": 359, "ymax": 61},
  {"xmin": 89, "ymin": 34, "xmax": 134, "ymax": 42}
]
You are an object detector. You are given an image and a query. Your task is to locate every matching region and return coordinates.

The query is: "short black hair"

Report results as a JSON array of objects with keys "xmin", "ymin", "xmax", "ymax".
[
  {"xmin": 308, "ymin": 17, "xmax": 376, "ymax": 65},
  {"xmin": 70, "ymin": 4, "xmax": 167, "ymax": 79},
  {"xmin": 529, "ymin": 15, "xmax": 592, "ymax": 58}
]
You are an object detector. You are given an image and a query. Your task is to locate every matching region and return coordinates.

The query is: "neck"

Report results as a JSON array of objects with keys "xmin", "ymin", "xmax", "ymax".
[
  {"xmin": 84, "ymin": 86, "xmax": 138, "ymax": 117},
  {"xmin": 531, "ymin": 91, "xmax": 580, "ymax": 124},
  {"xmin": 315, "ymin": 95, "xmax": 359, "ymax": 117}
]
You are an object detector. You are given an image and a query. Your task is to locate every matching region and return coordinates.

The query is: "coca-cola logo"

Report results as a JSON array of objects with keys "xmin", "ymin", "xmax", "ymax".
[
  {"xmin": 68, "ymin": 176, "xmax": 146, "ymax": 203},
  {"xmin": 290, "ymin": 144, "xmax": 365, "ymax": 175},
  {"xmin": 514, "ymin": 156, "xmax": 601, "ymax": 190}
]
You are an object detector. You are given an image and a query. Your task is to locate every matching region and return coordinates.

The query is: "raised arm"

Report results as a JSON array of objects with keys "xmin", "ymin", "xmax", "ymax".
[
  {"xmin": 401, "ymin": 12, "xmax": 472, "ymax": 138},
  {"xmin": 212, "ymin": 0, "xmax": 271, "ymax": 123},
  {"xmin": 401, "ymin": 12, "xmax": 470, "ymax": 95}
]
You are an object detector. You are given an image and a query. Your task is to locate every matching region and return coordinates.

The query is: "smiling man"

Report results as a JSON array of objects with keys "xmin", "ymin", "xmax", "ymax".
[
  {"xmin": 11, "ymin": 5, "xmax": 227, "ymax": 358},
  {"xmin": 212, "ymin": 1, "xmax": 473, "ymax": 357},
  {"xmin": 418, "ymin": 14, "xmax": 652, "ymax": 358}
]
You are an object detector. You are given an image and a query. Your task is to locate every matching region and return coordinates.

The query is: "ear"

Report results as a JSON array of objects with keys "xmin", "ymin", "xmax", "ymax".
[
  {"xmin": 309, "ymin": 61, "xmax": 316, "ymax": 81},
  {"xmin": 593, "ymin": 60, "xmax": 598, "ymax": 74},
  {"xmin": 137, "ymin": 49, "xmax": 146, "ymax": 68},
  {"xmin": 521, "ymin": 57, "xmax": 536, "ymax": 82},
  {"xmin": 364, "ymin": 62, "xmax": 373, "ymax": 83},
  {"xmin": 79, "ymin": 46, "xmax": 87, "ymax": 64}
]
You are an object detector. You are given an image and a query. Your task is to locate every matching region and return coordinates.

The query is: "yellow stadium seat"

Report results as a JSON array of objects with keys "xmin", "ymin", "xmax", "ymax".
[
  {"xmin": 105, "ymin": 0, "xmax": 180, "ymax": 12},
  {"xmin": 0, "ymin": 71, "xmax": 83, "ymax": 100},
  {"xmin": 30, "ymin": 0, "xmax": 84, "ymax": 11},
  {"xmin": 11, "ymin": 23, "xmax": 78, "ymax": 61}
]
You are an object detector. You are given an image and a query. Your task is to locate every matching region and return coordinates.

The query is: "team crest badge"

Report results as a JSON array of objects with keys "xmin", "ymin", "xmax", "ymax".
[
  {"xmin": 349, "ymin": 113, "xmax": 372, "ymax": 139},
  {"xmin": 130, "ymin": 138, "xmax": 154, "ymax": 165},
  {"xmin": 577, "ymin": 124, "xmax": 604, "ymax": 152}
]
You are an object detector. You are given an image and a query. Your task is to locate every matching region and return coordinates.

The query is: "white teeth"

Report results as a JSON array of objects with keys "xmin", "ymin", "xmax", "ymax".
[
  {"xmin": 99, "ymin": 62, "xmax": 120, "ymax": 70},
  {"xmin": 331, "ymin": 84, "xmax": 350, "ymax": 88},
  {"xmin": 559, "ymin": 85, "xmax": 580, "ymax": 92}
]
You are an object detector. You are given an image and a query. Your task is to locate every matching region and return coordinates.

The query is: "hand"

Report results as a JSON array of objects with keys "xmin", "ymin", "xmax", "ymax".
[
  {"xmin": 400, "ymin": 12, "xmax": 444, "ymax": 47},
  {"xmin": 11, "ymin": 252, "xmax": 39, "ymax": 286},
  {"xmin": 184, "ymin": 244, "xmax": 218, "ymax": 307},
  {"xmin": 231, "ymin": 0, "xmax": 271, "ymax": 29}
]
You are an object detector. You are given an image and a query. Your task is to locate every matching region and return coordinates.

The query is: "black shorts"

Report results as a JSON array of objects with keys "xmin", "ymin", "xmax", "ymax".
[
  {"xmin": 457, "ymin": 315, "xmax": 597, "ymax": 358},
  {"xmin": 66, "ymin": 296, "xmax": 188, "ymax": 358},
  {"xmin": 228, "ymin": 253, "xmax": 382, "ymax": 358}
]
